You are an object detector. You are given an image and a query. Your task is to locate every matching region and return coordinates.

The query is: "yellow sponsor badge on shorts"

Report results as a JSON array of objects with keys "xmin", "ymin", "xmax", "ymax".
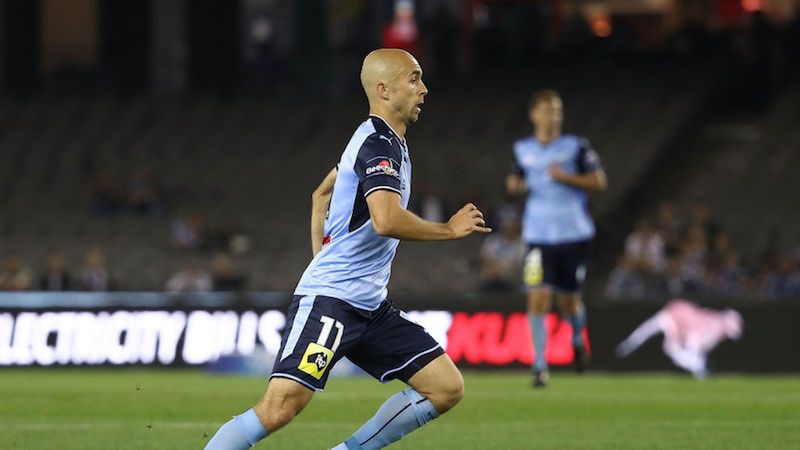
[
  {"xmin": 524, "ymin": 248, "xmax": 544, "ymax": 286},
  {"xmin": 298, "ymin": 343, "xmax": 334, "ymax": 380}
]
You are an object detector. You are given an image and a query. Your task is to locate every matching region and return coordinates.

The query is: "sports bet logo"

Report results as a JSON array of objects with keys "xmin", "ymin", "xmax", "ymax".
[
  {"xmin": 298, "ymin": 343, "xmax": 334, "ymax": 379},
  {"xmin": 365, "ymin": 160, "xmax": 400, "ymax": 178}
]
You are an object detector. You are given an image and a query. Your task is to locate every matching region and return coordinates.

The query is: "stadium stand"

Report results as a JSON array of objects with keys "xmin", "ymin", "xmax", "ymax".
[
  {"xmin": 0, "ymin": 64, "xmax": 717, "ymax": 292},
  {"xmin": 606, "ymin": 78, "xmax": 800, "ymax": 300}
]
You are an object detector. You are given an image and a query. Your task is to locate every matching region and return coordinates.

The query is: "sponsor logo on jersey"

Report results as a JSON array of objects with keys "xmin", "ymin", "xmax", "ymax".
[
  {"xmin": 298, "ymin": 342, "xmax": 334, "ymax": 379},
  {"xmin": 365, "ymin": 159, "xmax": 400, "ymax": 178}
]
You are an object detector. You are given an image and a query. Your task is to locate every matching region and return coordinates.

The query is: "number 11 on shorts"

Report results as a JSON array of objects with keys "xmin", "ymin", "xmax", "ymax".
[{"xmin": 318, "ymin": 316, "xmax": 344, "ymax": 353}]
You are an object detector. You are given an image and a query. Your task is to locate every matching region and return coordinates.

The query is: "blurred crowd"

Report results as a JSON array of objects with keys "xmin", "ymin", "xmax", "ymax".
[
  {"xmin": 0, "ymin": 248, "xmax": 112, "ymax": 292},
  {"xmin": 0, "ymin": 247, "xmax": 249, "ymax": 294},
  {"xmin": 471, "ymin": 197, "xmax": 800, "ymax": 302},
  {"xmin": 1, "ymin": 164, "xmax": 253, "ymax": 293},
  {"xmin": 605, "ymin": 202, "xmax": 800, "ymax": 301}
]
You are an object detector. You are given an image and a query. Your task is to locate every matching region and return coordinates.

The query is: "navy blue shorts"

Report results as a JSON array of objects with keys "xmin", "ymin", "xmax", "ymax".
[
  {"xmin": 524, "ymin": 240, "xmax": 591, "ymax": 292},
  {"xmin": 270, "ymin": 295, "xmax": 445, "ymax": 391}
]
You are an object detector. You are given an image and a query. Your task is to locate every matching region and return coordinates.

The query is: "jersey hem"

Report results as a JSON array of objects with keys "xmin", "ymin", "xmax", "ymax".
[
  {"xmin": 379, "ymin": 345, "xmax": 443, "ymax": 383},
  {"xmin": 269, "ymin": 373, "xmax": 323, "ymax": 392},
  {"xmin": 364, "ymin": 185, "xmax": 402, "ymax": 197}
]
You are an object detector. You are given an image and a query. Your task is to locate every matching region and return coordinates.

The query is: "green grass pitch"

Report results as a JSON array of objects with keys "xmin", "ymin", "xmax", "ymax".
[{"xmin": 1, "ymin": 369, "xmax": 798, "ymax": 449}]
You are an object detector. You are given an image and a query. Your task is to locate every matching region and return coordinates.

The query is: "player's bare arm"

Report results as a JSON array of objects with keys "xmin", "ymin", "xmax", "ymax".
[
  {"xmin": 548, "ymin": 164, "xmax": 608, "ymax": 191},
  {"xmin": 506, "ymin": 173, "xmax": 528, "ymax": 195},
  {"xmin": 367, "ymin": 190, "xmax": 491, "ymax": 240},
  {"xmin": 311, "ymin": 167, "xmax": 338, "ymax": 256}
]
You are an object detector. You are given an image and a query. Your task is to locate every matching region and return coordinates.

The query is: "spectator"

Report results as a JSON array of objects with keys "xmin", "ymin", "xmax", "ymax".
[
  {"xmin": 38, "ymin": 251, "xmax": 72, "ymax": 291},
  {"xmin": 171, "ymin": 211, "xmax": 206, "ymax": 250},
  {"xmin": 382, "ymin": 0, "xmax": 420, "ymax": 55},
  {"xmin": 479, "ymin": 219, "xmax": 525, "ymax": 291},
  {"xmin": 0, "ymin": 252, "xmax": 32, "ymax": 291},
  {"xmin": 660, "ymin": 255, "xmax": 686, "ymax": 298},
  {"xmin": 708, "ymin": 231, "xmax": 735, "ymax": 268},
  {"xmin": 689, "ymin": 203, "xmax": 720, "ymax": 244},
  {"xmin": 762, "ymin": 256, "xmax": 800, "ymax": 299},
  {"xmin": 166, "ymin": 261, "xmax": 212, "ymax": 293},
  {"xmin": 208, "ymin": 217, "xmax": 251, "ymax": 255},
  {"xmin": 489, "ymin": 192, "xmax": 523, "ymax": 231},
  {"xmin": 716, "ymin": 253, "xmax": 750, "ymax": 297},
  {"xmin": 679, "ymin": 223, "xmax": 708, "ymax": 293},
  {"xmin": 81, "ymin": 247, "xmax": 112, "ymax": 291},
  {"xmin": 624, "ymin": 219, "xmax": 666, "ymax": 274},
  {"xmin": 656, "ymin": 201, "xmax": 681, "ymax": 255},
  {"xmin": 605, "ymin": 256, "xmax": 646, "ymax": 300},
  {"xmin": 210, "ymin": 253, "xmax": 248, "ymax": 291},
  {"xmin": 418, "ymin": 188, "xmax": 445, "ymax": 223}
]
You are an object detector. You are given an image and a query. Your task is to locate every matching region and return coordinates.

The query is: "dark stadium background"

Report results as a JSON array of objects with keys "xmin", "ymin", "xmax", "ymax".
[
  {"xmin": 2, "ymin": 2, "xmax": 800, "ymax": 449},
  {"xmin": 1, "ymin": 0, "xmax": 799, "ymax": 373}
]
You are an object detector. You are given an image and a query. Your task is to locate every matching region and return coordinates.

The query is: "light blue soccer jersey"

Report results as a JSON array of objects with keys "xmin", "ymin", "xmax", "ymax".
[
  {"xmin": 295, "ymin": 115, "xmax": 411, "ymax": 310},
  {"xmin": 512, "ymin": 134, "xmax": 602, "ymax": 245}
]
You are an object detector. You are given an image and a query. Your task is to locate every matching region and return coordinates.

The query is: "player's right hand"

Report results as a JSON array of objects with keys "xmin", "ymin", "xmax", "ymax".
[{"xmin": 447, "ymin": 203, "xmax": 492, "ymax": 239}]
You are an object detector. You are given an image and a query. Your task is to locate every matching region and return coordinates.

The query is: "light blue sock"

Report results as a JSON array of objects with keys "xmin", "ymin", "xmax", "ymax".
[
  {"xmin": 569, "ymin": 305, "xmax": 587, "ymax": 348},
  {"xmin": 335, "ymin": 388, "xmax": 439, "ymax": 450},
  {"xmin": 205, "ymin": 408, "xmax": 268, "ymax": 450},
  {"xmin": 529, "ymin": 314, "xmax": 547, "ymax": 371}
]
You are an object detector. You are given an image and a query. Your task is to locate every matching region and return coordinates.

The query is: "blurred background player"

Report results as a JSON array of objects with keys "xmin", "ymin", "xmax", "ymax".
[{"xmin": 506, "ymin": 89, "xmax": 607, "ymax": 388}]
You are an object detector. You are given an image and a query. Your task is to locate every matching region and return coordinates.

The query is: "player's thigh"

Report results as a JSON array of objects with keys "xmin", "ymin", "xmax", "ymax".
[
  {"xmin": 270, "ymin": 295, "xmax": 366, "ymax": 392},
  {"xmin": 557, "ymin": 292, "xmax": 583, "ymax": 315},
  {"xmin": 527, "ymin": 288, "xmax": 552, "ymax": 314},
  {"xmin": 347, "ymin": 303, "xmax": 444, "ymax": 385},
  {"xmin": 554, "ymin": 240, "xmax": 591, "ymax": 293},
  {"xmin": 524, "ymin": 243, "xmax": 555, "ymax": 313}
]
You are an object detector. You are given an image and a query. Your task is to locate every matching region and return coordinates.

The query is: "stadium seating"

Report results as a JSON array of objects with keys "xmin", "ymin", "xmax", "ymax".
[{"xmin": 0, "ymin": 65, "xmax": 718, "ymax": 291}]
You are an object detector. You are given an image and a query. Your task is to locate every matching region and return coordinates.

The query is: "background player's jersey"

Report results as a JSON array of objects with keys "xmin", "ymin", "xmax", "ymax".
[
  {"xmin": 512, "ymin": 134, "xmax": 602, "ymax": 245},
  {"xmin": 295, "ymin": 115, "xmax": 411, "ymax": 310}
]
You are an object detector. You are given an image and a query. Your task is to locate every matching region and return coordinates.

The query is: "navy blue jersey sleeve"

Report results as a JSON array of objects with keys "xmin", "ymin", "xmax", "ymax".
[
  {"xmin": 576, "ymin": 138, "xmax": 603, "ymax": 174},
  {"xmin": 511, "ymin": 145, "xmax": 524, "ymax": 177},
  {"xmin": 511, "ymin": 160, "xmax": 524, "ymax": 177},
  {"xmin": 354, "ymin": 134, "xmax": 403, "ymax": 197}
]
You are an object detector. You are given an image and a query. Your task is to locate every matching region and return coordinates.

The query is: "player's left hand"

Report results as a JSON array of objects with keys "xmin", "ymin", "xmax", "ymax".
[{"xmin": 548, "ymin": 163, "xmax": 568, "ymax": 181}]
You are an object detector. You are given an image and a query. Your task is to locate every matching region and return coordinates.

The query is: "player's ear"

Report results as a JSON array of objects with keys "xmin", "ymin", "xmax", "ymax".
[{"xmin": 377, "ymin": 81, "xmax": 391, "ymax": 101}]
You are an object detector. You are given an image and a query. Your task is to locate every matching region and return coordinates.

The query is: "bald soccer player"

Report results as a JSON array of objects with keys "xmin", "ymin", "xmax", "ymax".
[{"xmin": 204, "ymin": 49, "xmax": 491, "ymax": 450}]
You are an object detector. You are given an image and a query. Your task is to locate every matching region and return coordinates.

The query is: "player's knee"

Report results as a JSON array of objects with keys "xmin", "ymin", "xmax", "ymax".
[
  {"xmin": 428, "ymin": 374, "xmax": 464, "ymax": 414},
  {"xmin": 527, "ymin": 289, "xmax": 551, "ymax": 314},
  {"xmin": 253, "ymin": 396, "xmax": 298, "ymax": 432},
  {"xmin": 253, "ymin": 385, "xmax": 310, "ymax": 433}
]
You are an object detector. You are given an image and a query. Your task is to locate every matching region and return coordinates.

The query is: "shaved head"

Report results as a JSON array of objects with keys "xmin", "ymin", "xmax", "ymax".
[
  {"xmin": 360, "ymin": 49, "xmax": 419, "ymax": 102},
  {"xmin": 359, "ymin": 48, "xmax": 427, "ymax": 136}
]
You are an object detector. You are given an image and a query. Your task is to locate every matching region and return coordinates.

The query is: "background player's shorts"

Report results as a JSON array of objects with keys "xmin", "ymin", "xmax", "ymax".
[
  {"xmin": 270, "ymin": 295, "xmax": 445, "ymax": 391},
  {"xmin": 524, "ymin": 240, "xmax": 591, "ymax": 292}
]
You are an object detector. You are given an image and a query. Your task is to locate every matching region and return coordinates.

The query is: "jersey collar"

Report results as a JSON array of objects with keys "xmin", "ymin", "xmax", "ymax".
[{"xmin": 369, "ymin": 114, "xmax": 406, "ymax": 146}]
